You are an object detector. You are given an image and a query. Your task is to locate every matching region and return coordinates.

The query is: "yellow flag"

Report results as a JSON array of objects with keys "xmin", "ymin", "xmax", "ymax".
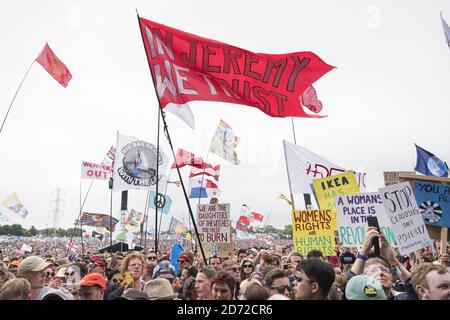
[{"xmin": 278, "ymin": 193, "xmax": 292, "ymax": 206}]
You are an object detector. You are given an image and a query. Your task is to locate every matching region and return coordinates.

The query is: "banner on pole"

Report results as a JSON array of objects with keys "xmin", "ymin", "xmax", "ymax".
[
  {"xmin": 1, "ymin": 193, "xmax": 29, "ymax": 218},
  {"xmin": 81, "ymin": 161, "xmax": 112, "ymax": 180},
  {"xmin": 113, "ymin": 133, "xmax": 169, "ymax": 191},
  {"xmin": 138, "ymin": 17, "xmax": 334, "ymax": 119},
  {"xmin": 123, "ymin": 209, "xmax": 144, "ymax": 233}
]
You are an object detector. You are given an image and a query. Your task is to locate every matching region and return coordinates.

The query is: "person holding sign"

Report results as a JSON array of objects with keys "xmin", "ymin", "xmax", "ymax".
[{"xmin": 348, "ymin": 227, "xmax": 416, "ymax": 300}]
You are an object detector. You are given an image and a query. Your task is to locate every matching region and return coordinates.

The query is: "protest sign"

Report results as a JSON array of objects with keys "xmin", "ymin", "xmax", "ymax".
[
  {"xmin": 197, "ymin": 203, "xmax": 231, "ymax": 243},
  {"xmin": 383, "ymin": 171, "xmax": 415, "ymax": 186},
  {"xmin": 335, "ymin": 192, "xmax": 396, "ymax": 246},
  {"xmin": 313, "ymin": 171, "xmax": 360, "ymax": 211},
  {"xmin": 313, "ymin": 171, "xmax": 360, "ymax": 230},
  {"xmin": 292, "ymin": 209, "xmax": 335, "ymax": 256},
  {"xmin": 203, "ymin": 242, "xmax": 234, "ymax": 259},
  {"xmin": 379, "ymin": 182, "xmax": 431, "ymax": 256},
  {"xmin": 413, "ymin": 181, "xmax": 450, "ymax": 228},
  {"xmin": 81, "ymin": 161, "xmax": 112, "ymax": 180}
]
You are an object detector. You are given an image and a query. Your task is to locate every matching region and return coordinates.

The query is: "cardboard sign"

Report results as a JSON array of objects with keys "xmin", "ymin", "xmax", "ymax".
[
  {"xmin": 379, "ymin": 182, "xmax": 432, "ymax": 256},
  {"xmin": 197, "ymin": 203, "xmax": 231, "ymax": 243},
  {"xmin": 313, "ymin": 171, "xmax": 360, "ymax": 211},
  {"xmin": 413, "ymin": 181, "xmax": 450, "ymax": 228},
  {"xmin": 313, "ymin": 171, "xmax": 360, "ymax": 230},
  {"xmin": 292, "ymin": 209, "xmax": 335, "ymax": 256},
  {"xmin": 383, "ymin": 171, "xmax": 415, "ymax": 186},
  {"xmin": 202, "ymin": 242, "xmax": 234, "ymax": 259},
  {"xmin": 335, "ymin": 192, "xmax": 396, "ymax": 246}
]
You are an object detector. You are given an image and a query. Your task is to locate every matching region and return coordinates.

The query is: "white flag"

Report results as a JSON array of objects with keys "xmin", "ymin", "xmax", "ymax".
[
  {"xmin": 283, "ymin": 140, "xmax": 366, "ymax": 194},
  {"xmin": 112, "ymin": 133, "xmax": 169, "ymax": 191},
  {"xmin": 81, "ymin": 161, "xmax": 112, "ymax": 180},
  {"xmin": 165, "ymin": 103, "xmax": 195, "ymax": 129}
]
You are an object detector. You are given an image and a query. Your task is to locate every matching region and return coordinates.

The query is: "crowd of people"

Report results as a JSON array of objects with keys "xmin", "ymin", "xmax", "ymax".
[{"xmin": 0, "ymin": 227, "xmax": 449, "ymax": 300}]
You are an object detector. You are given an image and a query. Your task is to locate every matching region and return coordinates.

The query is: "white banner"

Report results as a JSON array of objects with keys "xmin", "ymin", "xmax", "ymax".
[
  {"xmin": 112, "ymin": 133, "xmax": 168, "ymax": 191},
  {"xmin": 378, "ymin": 182, "xmax": 431, "ymax": 256},
  {"xmin": 81, "ymin": 161, "xmax": 112, "ymax": 180},
  {"xmin": 283, "ymin": 140, "xmax": 366, "ymax": 194}
]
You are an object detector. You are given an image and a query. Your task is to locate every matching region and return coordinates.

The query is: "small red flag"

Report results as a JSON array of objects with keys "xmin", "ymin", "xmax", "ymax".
[
  {"xmin": 35, "ymin": 43, "xmax": 72, "ymax": 88},
  {"xmin": 250, "ymin": 212, "xmax": 264, "ymax": 222},
  {"xmin": 239, "ymin": 215, "xmax": 251, "ymax": 225}
]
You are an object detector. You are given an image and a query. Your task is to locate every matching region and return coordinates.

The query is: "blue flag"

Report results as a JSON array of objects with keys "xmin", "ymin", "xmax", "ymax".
[
  {"xmin": 415, "ymin": 144, "xmax": 449, "ymax": 177},
  {"xmin": 441, "ymin": 12, "xmax": 450, "ymax": 50},
  {"xmin": 148, "ymin": 191, "xmax": 172, "ymax": 215},
  {"xmin": 170, "ymin": 243, "xmax": 185, "ymax": 275}
]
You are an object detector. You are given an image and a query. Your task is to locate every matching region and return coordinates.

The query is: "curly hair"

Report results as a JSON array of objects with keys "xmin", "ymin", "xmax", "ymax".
[{"xmin": 121, "ymin": 253, "xmax": 145, "ymax": 279}]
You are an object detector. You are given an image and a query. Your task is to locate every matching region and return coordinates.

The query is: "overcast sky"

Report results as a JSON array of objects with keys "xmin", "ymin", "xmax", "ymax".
[{"xmin": 0, "ymin": 0, "xmax": 449, "ymax": 232}]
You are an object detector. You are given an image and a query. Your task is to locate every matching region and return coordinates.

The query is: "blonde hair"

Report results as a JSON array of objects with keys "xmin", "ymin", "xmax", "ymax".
[
  {"xmin": 0, "ymin": 278, "xmax": 31, "ymax": 300},
  {"xmin": 411, "ymin": 263, "xmax": 448, "ymax": 292}
]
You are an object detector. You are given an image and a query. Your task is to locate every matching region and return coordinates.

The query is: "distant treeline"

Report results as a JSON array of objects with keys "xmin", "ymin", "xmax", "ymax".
[
  {"xmin": 0, "ymin": 224, "xmax": 81, "ymax": 237},
  {"xmin": 0, "ymin": 223, "xmax": 292, "ymax": 239}
]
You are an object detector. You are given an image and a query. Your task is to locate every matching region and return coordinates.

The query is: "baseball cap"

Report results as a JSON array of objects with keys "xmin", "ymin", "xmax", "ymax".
[
  {"xmin": 345, "ymin": 275, "xmax": 387, "ymax": 300},
  {"xmin": 55, "ymin": 267, "xmax": 67, "ymax": 278},
  {"xmin": 79, "ymin": 273, "xmax": 106, "ymax": 289},
  {"xmin": 17, "ymin": 256, "xmax": 50, "ymax": 275}
]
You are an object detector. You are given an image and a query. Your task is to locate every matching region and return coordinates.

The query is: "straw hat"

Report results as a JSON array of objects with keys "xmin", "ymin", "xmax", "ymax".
[{"xmin": 144, "ymin": 278, "xmax": 177, "ymax": 300}]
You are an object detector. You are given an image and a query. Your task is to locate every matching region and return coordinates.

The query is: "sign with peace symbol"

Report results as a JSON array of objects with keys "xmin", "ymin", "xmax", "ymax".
[{"xmin": 154, "ymin": 193, "xmax": 166, "ymax": 208}]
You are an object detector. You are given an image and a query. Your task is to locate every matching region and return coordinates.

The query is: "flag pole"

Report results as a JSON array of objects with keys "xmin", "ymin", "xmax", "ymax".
[
  {"xmin": 290, "ymin": 118, "xmax": 312, "ymax": 209},
  {"xmin": 109, "ymin": 186, "xmax": 113, "ymax": 248},
  {"xmin": 0, "ymin": 60, "xmax": 35, "ymax": 136},
  {"xmin": 136, "ymin": 11, "xmax": 208, "ymax": 265},
  {"xmin": 154, "ymin": 94, "xmax": 161, "ymax": 254},
  {"xmin": 141, "ymin": 190, "xmax": 149, "ymax": 249},
  {"xmin": 156, "ymin": 169, "xmax": 171, "ymax": 244},
  {"xmin": 67, "ymin": 178, "xmax": 94, "ymax": 256}
]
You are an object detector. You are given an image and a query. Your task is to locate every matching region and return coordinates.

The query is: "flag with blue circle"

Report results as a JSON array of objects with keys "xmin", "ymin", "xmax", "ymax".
[{"xmin": 414, "ymin": 144, "xmax": 448, "ymax": 177}]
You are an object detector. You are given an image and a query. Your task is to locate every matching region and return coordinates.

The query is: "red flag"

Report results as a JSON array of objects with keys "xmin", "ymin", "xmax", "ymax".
[
  {"xmin": 171, "ymin": 148, "xmax": 204, "ymax": 169},
  {"xmin": 236, "ymin": 221, "xmax": 249, "ymax": 232},
  {"xmin": 239, "ymin": 215, "xmax": 251, "ymax": 225},
  {"xmin": 35, "ymin": 43, "xmax": 72, "ymax": 87},
  {"xmin": 139, "ymin": 17, "xmax": 334, "ymax": 118},
  {"xmin": 250, "ymin": 212, "xmax": 264, "ymax": 222},
  {"xmin": 299, "ymin": 85, "xmax": 322, "ymax": 113}
]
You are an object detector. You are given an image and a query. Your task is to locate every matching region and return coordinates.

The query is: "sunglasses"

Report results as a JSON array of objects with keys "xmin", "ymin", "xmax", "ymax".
[
  {"xmin": 243, "ymin": 264, "xmax": 253, "ymax": 269},
  {"xmin": 270, "ymin": 284, "xmax": 292, "ymax": 294},
  {"xmin": 291, "ymin": 274, "xmax": 313, "ymax": 283},
  {"xmin": 147, "ymin": 256, "xmax": 157, "ymax": 261},
  {"xmin": 45, "ymin": 272, "xmax": 55, "ymax": 277},
  {"xmin": 65, "ymin": 272, "xmax": 75, "ymax": 277},
  {"xmin": 226, "ymin": 267, "xmax": 240, "ymax": 272},
  {"xmin": 112, "ymin": 278, "xmax": 123, "ymax": 284}
]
